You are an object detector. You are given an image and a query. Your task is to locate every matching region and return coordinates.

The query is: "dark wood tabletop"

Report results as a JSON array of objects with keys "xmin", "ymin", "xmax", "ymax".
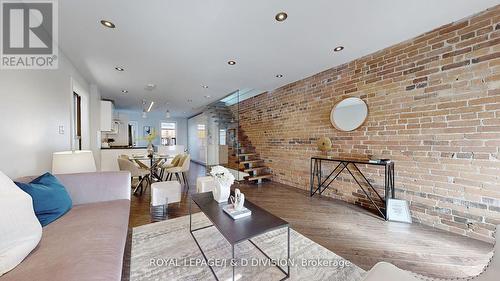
[
  {"xmin": 191, "ymin": 192, "xmax": 289, "ymax": 245},
  {"xmin": 311, "ymin": 156, "xmax": 393, "ymax": 166}
]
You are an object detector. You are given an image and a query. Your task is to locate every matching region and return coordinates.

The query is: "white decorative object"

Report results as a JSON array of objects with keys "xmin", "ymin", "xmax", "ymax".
[
  {"xmin": 387, "ymin": 199, "xmax": 412, "ymax": 223},
  {"xmin": 230, "ymin": 188, "xmax": 245, "ymax": 211},
  {"xmin": 210, "ymin": 166, "xmax": 235, "ymax": 203},
  {"xmin": 0, "ymin": 171, "xmax": 42, "ymax": 276},
  {"xmin": 330, "ymin": 97, "xmax": 368, "ymax": 131},
  {"xmin": 196, "ymin": 176, "xmax": 216, "ymax": 193},
  {"xmin": 52, "ymin": 150, "xmax": 97, "ymax": 174}
]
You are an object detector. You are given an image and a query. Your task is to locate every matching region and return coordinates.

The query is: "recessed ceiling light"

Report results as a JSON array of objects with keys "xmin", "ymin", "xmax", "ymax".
[
  {"xmin": 145, "ymin": 83, "xmax": 157, "ymax": 91},
  {"xmin": 202, "ymin": 85, "xmax": 209, "ymax": 89},
  {"xmin": 115, "ymin": 66, "xmax": 124, "ymax": 71},
  {"xmin": 227, "ymin": 60, "xmax": 236, "ymax": 65},
  {"xmin": 276, "ymin": 74, "xmax": 283, "ymax": 78},
  {"xmin": 100, "ymin": 20, "xmax": 115, "ymax": 28},
  {"xmin": 275, "ymin": 12, "xmax": 288, "ymax": 22},
  {"xmin": 121, "ymin": 89, "xmax": 128, "ymax": 93},
  {"xmin": 204, "ymin": 95, "xmax": 211, "ymax": 98},
  {"xmin": 333, "ymin": 46, "xmax": 344, "ymax": 52}
]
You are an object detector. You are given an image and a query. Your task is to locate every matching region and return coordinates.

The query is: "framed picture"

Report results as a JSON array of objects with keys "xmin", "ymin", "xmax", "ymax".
[
  {"xmin": 387, "ymin": 199, "xmax": 412, "ymax": 224},
  {"xmin": 143, "ymin": 126, "xmax": 152, "ymax": 136}
]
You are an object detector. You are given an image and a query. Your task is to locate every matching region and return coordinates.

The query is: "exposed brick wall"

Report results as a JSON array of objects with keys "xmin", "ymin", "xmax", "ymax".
[{"xmin": 237, "ymin": 5, "xmax": 500, "ymax": 242}]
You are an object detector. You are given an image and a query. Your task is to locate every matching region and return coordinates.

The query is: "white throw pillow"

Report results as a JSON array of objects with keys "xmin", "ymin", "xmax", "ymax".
[{"xmin": 0, "ymin": 171, "xmax": 42, "ymax": 276}]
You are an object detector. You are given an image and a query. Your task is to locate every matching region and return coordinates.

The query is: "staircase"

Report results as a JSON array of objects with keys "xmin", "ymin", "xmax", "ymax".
[{"xmin": 207, "ymin": 102, "xmax": 273, "ymax": 184}]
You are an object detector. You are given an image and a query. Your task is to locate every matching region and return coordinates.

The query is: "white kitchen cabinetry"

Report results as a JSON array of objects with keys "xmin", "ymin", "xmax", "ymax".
[{"xmin": 100, "ymin": 100, "xmax": 113, "ymax": 131}]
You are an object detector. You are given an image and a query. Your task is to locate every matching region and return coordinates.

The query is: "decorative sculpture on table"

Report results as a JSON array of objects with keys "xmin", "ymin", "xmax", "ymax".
[
  {"xmin": 210, "ymin": 165, "xmax": 235, "ymax": 203},
  {"xmin": 317, "ymin": 136, "xmax": 332, "ymax": 155},
  {"xmin": 230, "ymin": 188, "xmax": 245, "ymax": 211}
]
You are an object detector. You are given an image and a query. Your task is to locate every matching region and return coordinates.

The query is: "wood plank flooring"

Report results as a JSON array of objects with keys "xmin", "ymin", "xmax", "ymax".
[{"xmin": 129, "ymin": 162, "xmax": 493, "ymax": 279}]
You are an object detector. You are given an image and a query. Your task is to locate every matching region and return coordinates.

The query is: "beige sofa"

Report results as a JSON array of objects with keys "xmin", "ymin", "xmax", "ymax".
[{"xmin": 0, "ymin": 172, "xmax": 131, "ymax": 281}]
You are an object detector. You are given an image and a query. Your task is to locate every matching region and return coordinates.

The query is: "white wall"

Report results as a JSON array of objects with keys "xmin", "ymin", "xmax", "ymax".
[
  {"xmin": 0, "ymin": 53, "xmax": 94, "ymax": 178},
  {"xmin": 188, "ymin": 113, "xmax": 207, "ymax": 164},
  {"xmin": 114, "ymin": 109, "xmax": 188, "ymax": 148},
  {"xmin": 89, "ymin": 85, "xmax": 102, "ymax": 170}
]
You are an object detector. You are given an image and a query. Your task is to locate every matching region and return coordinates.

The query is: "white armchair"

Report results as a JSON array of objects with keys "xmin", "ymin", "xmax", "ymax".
[{"xmin": 363, "ymin": 225, "xmax": 499, "ymax": 281}]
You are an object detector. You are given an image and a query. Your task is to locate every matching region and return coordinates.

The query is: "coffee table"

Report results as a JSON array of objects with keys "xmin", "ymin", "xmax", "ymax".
[{"xmin": 189, "ymin": 192, "xmax": 290, "ymax": 281}]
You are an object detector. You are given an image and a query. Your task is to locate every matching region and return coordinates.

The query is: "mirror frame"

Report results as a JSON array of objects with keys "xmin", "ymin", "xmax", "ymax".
[{"xmin": 330, "ymin": 97, "xmax": 368, "ymax": 132}]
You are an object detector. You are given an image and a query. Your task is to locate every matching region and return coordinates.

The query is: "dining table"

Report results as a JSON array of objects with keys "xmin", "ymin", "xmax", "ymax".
[{"xmin": 129, "ymin": 154, "xmax": 172, "ymax": 182}]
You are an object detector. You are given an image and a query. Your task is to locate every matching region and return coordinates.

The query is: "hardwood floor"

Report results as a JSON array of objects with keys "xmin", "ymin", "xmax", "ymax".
[{"xmin": 129, "ymin": 162, "xmax": 493, "ymax": 279}]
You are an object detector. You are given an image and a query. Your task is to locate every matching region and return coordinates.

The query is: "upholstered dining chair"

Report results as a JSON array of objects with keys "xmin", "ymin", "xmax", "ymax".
[
  {"xmin": 160, "ymin": 153, "xmax": 183, "ymax": 180},
  {"xmin": 117, "ymin": 158, "xmax": 150, "ymax": 196},
  {"xmin": 164, "ymin": 154, "xmax": 191, "ymax": 189},
  {"xmin": 362, "ymin": 225, "xmax": 499, "ymax": 281}
]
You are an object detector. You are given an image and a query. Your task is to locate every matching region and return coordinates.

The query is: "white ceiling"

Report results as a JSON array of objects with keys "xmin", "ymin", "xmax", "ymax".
[{"xmin": 58, "ymin": 0, "xmax": 499, "ymax": 117}]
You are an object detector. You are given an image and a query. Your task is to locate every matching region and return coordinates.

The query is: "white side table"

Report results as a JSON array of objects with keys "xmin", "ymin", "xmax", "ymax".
[
  {"xmin": 196, "ymin": 176, "xmax": 216, "ymax": 193},
  {"xmin": 150, "ymin": 181, "xmax": 181, "ymax": 221}
]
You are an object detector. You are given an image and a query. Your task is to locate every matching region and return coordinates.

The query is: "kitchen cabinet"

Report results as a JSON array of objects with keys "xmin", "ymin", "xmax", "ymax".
[{"xmin": 100, "ymin": 100, "xmax": 113, "ymax": 131}]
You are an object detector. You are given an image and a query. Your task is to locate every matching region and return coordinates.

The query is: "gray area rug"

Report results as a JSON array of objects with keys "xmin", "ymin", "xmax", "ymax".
[{"xmin": 131, "ymin": 213, "xmax": 366, "ymax": 281}]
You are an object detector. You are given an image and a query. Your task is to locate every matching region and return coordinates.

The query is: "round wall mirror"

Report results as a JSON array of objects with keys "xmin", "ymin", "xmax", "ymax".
[{"xmin": 330, "ymin": 97, "xmax": 368, "ymax": 131}]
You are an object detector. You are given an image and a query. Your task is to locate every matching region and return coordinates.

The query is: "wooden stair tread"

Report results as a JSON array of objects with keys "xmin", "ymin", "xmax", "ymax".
[
  {"xmin": 239, "ymin": 160, "xmax": 263, "ymax": 164},
  {"xmin": 245, "ymin": 174, "xmax": 273, "ymax": 181},
  {"xmin": 242, "ymin": 166, "xmax": 267, "ymax": 172},
  {"xmin": 237, "ymin": 153, "xmax": 256, "ymax": 157}
]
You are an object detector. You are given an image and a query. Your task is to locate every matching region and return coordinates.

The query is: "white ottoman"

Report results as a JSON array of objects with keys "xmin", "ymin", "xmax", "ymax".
[
  {"xmin": 196, "ymin": 176, "xmax": 216, "ymax": 193},
  {"xmin": 150, "ymin": 181, "xmax": 181, "ymax": 221}
]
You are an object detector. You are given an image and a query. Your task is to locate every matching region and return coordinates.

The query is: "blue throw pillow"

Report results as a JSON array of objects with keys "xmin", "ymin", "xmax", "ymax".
[{"xmin": 15, "ymin": 172, "xmax": 72, "ymax": 226}]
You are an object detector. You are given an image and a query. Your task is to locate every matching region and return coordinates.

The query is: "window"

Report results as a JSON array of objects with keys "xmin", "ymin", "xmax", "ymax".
[
  {"xmin": 160, "ymin": 122, "xmax": 176, "ymax": 145},
  {"xmin": 219, "ymin": 129, "xmax": 226, "ymax": 145}
]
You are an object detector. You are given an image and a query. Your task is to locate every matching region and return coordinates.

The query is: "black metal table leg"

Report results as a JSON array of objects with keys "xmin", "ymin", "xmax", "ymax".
[
  {"xmin": 310, "ymin": 158, "xmax": 314, "ymax": 196},
  {"xmin": 232, "ymin": 244, "xmax": 235, "ymax": 281},
  {"xmin": 287, "ymin": 226, "xmax": 290, "ymax": 278}
]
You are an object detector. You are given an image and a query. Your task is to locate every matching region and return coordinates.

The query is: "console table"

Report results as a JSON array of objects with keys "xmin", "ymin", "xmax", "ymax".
[{"xmin": 309, "ymin": 156, "xmax": 395, "ymax": 220}]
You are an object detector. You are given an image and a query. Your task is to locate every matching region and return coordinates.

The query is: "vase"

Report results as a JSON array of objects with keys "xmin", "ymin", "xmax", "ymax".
[
  {"xmin": 147, "ymin": 142, "xmax": 154, "ymax": 157},
  {"xmin": 212, "ymin": 181, "xmax": 230, "ymax": 204}
]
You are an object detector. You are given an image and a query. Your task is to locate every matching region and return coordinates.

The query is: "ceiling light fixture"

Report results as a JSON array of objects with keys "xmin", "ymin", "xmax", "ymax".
[
  {"xmin": 204, "ymin": 95, "xmax": 211, "ymax": 98},
  {"xmin": 202, "ymin": 85, "xmax": 209, "ymax": 89},
  {"xmin": 147, "ymin": 101, "xmax": 154, "ymax": 112},
  {"xmin": 145, "ymin": 83, "xmax": 157, "ymax": 91},
  {"xmin": 333, "ymin": 46, "xmax": 344, "ymax": 52},
  {"xmin": 121, "ymin": 89, "xmax": 128, "ymax": 93},
  {"xmin": 275, "ymin": 12, "xmax": 288, "ymax": 22},
  {"xmin": 276, "ymin": 74, "xmax": 283, "ymax": 78},
  {"xmin": 227, "ymin": 60, "xmax": 236, "ymax": 65},
  {"xmin": 115, "ymin": 66, "xmax": 124, "ymax": 71},
  {"xmin": 100, "ymin": 20, "xmax": 115, "ymax": 28}
]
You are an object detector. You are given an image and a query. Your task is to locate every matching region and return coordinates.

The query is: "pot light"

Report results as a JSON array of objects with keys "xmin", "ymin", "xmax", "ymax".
[
  {"xmin": 147, "ymin": 101, "xmax": 154, "ymax": 112},
  {"xmin": 334, "ymin": 46, "xmax": 344, "ymax": 52},
  {"xmin": 121, "ymin": 89, "xmax": 128, "ymax": 94},
  {"xmin": 275, "ymin": 12, "xmax": 288, "ymax": 22},
  {"xmin": 100, "ymin": 20, "xmax": 115, "ymax": 28},
  {"xmin": 276, "ymin": 74, "xmax": 283, "ymax": 78},
  {"xmin": 202, "ymin": 85, "xmax": 209, "ymax": 89},
  {"xmin": 115, "ymin": 66, "xmax": 124, "ymax": 71},
  {"xmin": 204, "ymin": 95, "xmax": 211, "ymax": 98},
  {"xmin": 227, "ymin": 60, "xmax": 236, "ymax": 65}
]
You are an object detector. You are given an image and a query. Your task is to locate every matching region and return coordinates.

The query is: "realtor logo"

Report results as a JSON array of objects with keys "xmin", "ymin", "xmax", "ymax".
[{"xmin": 1, "ymin": 0, "xmax": 58, "ymax": 69}]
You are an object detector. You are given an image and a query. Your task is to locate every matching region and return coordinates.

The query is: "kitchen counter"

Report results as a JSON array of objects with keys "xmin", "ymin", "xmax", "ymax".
[{"xmin": 101, "ymin": 148, "xmax": 149, "ymax": 171}]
